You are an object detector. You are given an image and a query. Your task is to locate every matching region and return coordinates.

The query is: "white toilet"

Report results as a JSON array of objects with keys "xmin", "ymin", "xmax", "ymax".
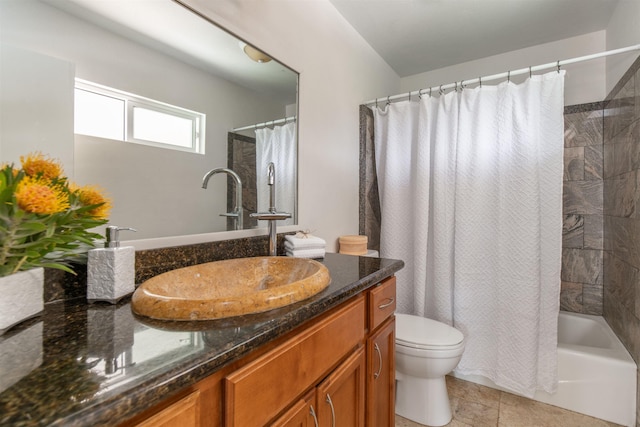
[{"xmin": 395, "ymin": 313, "xmax": 465, "ymax": 427}]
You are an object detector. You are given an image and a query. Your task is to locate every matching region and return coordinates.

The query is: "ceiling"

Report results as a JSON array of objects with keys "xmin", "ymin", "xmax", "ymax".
[
  {"xmin": 45, "ymin": 0, "xmax": 298, "ymax": 104},
  {"xmin": 329, "ymin": 0, "xmax": 620, "ymax": 77}
]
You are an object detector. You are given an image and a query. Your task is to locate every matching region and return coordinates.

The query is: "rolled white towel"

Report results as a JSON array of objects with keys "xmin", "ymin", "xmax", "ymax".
[
  {"xmin": 285, "ymin": 233, "xmax": 326, "ymax": 249},
  {"xmin": 285, "ymin": 241, "xmax": 325, "ymax": 251},
  {"xmin": 286, "ymin": 248, "xmax": 326, "ymax": 259}
]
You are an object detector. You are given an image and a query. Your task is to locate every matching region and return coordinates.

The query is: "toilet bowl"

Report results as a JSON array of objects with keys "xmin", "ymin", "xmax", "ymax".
[{"xmin": 395, "ymin": 313, "xmax": 465, "ymax": 427}]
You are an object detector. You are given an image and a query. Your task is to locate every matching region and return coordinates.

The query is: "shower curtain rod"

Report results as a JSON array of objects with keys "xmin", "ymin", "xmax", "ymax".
[
  {"xmin": 232, "ymin": 116, "xmax": 296, "ymax": 132},
  {"xmin": 364, "ymin": 43, "xmax": 640, "ymax": 106}
]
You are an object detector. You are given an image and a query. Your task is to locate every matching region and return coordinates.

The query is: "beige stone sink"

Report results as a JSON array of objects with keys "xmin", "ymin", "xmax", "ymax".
[{"xmin": 131, "ymin": 257, "xmax": 331, "ymax": 321}]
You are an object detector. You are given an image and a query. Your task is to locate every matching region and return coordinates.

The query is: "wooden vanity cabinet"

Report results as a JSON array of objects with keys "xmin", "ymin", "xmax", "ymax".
[
  {"xmin": 366, "ymin": 276, "xmax": 396, "ymax": 426},
  {"xmin": 315, "ymin": 347, "xmax": 366, "ymax": 426},
  {"xmin": 134, "ymin": 390, "xmax": 201, "ymax": 427},
  {"xmin": 271, "ymin": 391, "xmax": 318, "ymax": 427},
  {"xmin": 273, "ymin": 348, "xmax": 366, "ymax": 427},
  {"xmin": 224, "ymin": 295, "xmax": 365, "ymax": 427},
  {"xmin": 126, "ymin": 276, "xmax": 397, "ymax": 427}
]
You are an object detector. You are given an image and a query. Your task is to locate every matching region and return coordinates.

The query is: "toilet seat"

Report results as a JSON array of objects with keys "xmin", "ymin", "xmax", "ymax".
[{"xmin": 396, "ymin": 313, "xmax": 464, "ymax": 350}]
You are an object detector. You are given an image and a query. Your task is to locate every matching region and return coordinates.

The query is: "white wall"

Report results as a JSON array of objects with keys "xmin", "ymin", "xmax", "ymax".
[
  {"xmin": 0, "ymin": 45, "xmax": 75, "ymax": 175},
  {"xmin": 400, "ymin": 31, "xmax": 608, "ymax": 106},
  {"xmin": 605, "ymin": 0, "xmax": 640, "ymax": 94},
  {"xmin": 182, "ymin": 0, "xmax": 400, "ymax": 251}
]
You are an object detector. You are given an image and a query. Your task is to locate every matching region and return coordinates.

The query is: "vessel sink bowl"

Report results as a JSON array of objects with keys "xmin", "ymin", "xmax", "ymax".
[{"xmin": 131, "ymin": 257, "xmax": 331, "ymax": 321}]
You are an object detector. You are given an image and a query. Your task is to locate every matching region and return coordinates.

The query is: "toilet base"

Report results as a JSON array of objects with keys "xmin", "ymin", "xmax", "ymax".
[{"xmin": 395, "ymin": 374, "xmax": 452, "ymax": 427}]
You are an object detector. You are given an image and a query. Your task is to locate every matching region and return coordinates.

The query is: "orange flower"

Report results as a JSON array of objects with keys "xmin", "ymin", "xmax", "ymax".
[
  {"xmin": 75, "ymin": 185, "xmax": 112, "ymax": 219},
  {"xmin": 20, "ymin": 152, "xmax": 63, "ymax": 180},
  {"xmin": 15, "ymin": 176, "xmax": 70, "ymax": 215}
]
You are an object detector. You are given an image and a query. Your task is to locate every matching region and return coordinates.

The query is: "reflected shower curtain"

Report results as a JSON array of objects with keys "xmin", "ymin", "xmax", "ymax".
[
  {"xmin": 373, "ymin": 71, "xmax": 565, "ymax": 397},
  {"xmin": 255, "ymin": 122, "xmax": 296, "ymax": 225}
]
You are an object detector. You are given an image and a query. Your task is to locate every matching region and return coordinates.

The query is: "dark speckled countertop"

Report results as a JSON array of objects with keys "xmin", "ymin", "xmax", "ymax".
[{"xmin": 0, "ymin": 253, "xmax": 403, "ymax": 427}]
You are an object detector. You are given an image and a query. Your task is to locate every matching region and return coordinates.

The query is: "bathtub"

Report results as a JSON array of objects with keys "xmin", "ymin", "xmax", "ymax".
[{"xmin": 452, "ymin": 311, "xmax": 637, "ymax": 426}]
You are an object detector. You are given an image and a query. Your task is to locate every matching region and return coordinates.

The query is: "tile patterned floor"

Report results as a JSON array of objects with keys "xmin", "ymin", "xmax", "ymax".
[{"xmin": 395, "ymin": 376, "xmax": 622, "ymax": 427}]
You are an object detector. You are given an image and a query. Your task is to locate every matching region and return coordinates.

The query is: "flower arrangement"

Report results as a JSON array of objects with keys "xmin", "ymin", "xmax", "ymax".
[{"xmin": 0, "ymin": 152, "xmax": 111, "ymax": 277}]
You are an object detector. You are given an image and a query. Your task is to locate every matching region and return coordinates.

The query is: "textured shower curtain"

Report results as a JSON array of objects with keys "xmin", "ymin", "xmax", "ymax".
[
  {"xmin": 373, "ymin": 71, "xmax": 565, "ymax": 397},
  {"xmin": 256, "ymin": 122, "xmax": 296, "ymax": 225}
]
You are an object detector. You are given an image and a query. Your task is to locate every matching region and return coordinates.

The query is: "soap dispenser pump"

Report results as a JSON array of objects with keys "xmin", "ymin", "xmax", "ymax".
[{"xmin": 87, "ymin": 226, "xmax": 137, "ymax": 304}]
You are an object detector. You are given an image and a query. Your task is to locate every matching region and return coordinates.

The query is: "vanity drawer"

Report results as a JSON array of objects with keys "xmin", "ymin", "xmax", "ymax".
[
  {"xmin": 368, "ymin": 276, "xmax": 396, "ymax": 331},
  {"xmin": 224, "ymin": 295, "xmax": 365, "ymax": 427}
]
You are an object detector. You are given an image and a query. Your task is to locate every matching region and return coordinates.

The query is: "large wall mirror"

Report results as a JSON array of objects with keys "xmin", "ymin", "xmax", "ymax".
[{"xmin": 0, "ymin": 0, "xmax": 299, "ymax": 241}]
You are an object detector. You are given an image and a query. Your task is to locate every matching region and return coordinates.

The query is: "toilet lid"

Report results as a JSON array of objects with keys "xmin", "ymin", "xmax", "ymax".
[{"xmin": 396, "ymin": 313, "xmax": 464, "ymax": 348}]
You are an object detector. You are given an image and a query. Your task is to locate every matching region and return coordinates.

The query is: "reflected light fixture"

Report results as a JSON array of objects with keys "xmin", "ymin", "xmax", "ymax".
[{"xmin": 240, "ymin": 42, "xmax": 272, "ymax": 63}]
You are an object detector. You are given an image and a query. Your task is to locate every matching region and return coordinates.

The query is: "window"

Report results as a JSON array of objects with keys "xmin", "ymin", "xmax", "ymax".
[{"xmin": 74, "ymin": 79, "xmax": 205, "ymax": 154}]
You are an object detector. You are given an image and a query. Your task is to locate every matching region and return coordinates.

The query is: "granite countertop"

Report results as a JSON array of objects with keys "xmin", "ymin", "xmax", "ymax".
[{"xmin": 0, "ymin": 253, "xmax": 403, "ymax": 427}]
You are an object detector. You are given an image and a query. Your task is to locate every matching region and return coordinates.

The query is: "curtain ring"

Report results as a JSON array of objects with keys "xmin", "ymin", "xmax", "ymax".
[
  {"xmin": 479, "ymin": 76, "xmax": 482, "ymax": 88},
  {"xmin": 460, "ymin": 80, "xmax": 465, "ymax": 91},
  {"xmin": 386, "ymin": 95, "xmax": 391, "ymax": 105},
  {"xmin": 375, "ymin": 98, "xmax": 378, "ymax": 108},
  {"xmin": 439, "ymin": 84, "xmax": 444, "ymax": 95},
  {"xmin": 557, "ymin": 60, "xmax": 561, "ymax": 73},
  {"xmin": 454, "ymin": 81, "xmax": 458, "ymax": 92},
  {"xmin": 529, "ymin": 66, "xmax": 532, "ymax": 78},
  {"xmin": 429, "ymin": 87, "xmax": 432, "ymax": 97},
  {"xmin": 408, "ymin": 92, "xmax": 411, "ymax": 101},
  {"xmin": 507, "ymin": 70, "xmax": 511, "ymax": 82},
  {"xmin": 418, "ymin": 89, "xmax": 423, "ymax": 100}
]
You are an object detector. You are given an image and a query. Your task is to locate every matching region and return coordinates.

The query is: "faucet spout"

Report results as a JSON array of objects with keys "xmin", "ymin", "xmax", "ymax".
[
  {"xmin": 202, "ymin": 168, "xmax": 243, "ymax": 231},
  {"xmin": 267, "ymin": 162, "xmax": 276, "ymax": 213},
  {"xmin": 250, "ymin": 162, "xmax": 291, "ymax": 256}
]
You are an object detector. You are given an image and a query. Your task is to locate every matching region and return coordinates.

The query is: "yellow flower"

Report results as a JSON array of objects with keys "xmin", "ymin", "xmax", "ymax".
[
  {"xmin": 20, "ymin": 152, "xmax": 63, "ymax": 180},
  {"xmin": 75, "ymin": 185, "xmax": 112, "ymax": 219},
  {"xmin": 15, "ymin": 176, "xmax": 70, "ymax": 215}
]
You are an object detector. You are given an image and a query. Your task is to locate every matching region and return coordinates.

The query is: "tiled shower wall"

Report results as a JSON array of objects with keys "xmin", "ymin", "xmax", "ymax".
[
  {"xmin": 561, "ymin": 103, "xmax": 605, "ymax": 315},
  {"xmin": 602, "ymin": 55, "xmax": 640, "ymax": 426}
]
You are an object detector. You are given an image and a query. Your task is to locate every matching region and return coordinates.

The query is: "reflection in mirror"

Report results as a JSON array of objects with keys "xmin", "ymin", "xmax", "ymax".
[{"xmin": 0, "ymin": 0, "xmax": 298, "ymax": 240}]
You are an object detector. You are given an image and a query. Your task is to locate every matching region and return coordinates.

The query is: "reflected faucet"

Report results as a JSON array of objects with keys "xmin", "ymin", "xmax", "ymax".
[
  {"xmin": 250, "ymin": 162, "xmax": 291, "ymax": 256},
  {"xmin": 202, "ymin": 168, "xmax": 243, "ymax": 231}
]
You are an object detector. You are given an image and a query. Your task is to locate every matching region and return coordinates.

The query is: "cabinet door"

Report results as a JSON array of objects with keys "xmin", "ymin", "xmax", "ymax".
[
  {"xmin": 367, "ymin": 317, "xmax": 395, "ymax": 427},
  {"xmin": 135, "ymin": 390, "xmax": 200, "ymax": 427},
  {"xmin": 316, "ymin": 347, "xmax": 365, "ymax": 427},
  {"xmin": 271, "ymin": 391, "xmax": 319, "ymax": 427}
]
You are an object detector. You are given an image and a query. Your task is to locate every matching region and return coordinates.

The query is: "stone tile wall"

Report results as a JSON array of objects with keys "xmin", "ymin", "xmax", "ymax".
[
  {"xmin": 359, "ymin": 105, "xmax": 380, "ymax": 252},
  {"xmin": 601, "ymin": 55, "xmax": 640, "ymax": 427},
  {"xmin": 561, "ymin": 103, "xmax": 605, "ymax": 314}
]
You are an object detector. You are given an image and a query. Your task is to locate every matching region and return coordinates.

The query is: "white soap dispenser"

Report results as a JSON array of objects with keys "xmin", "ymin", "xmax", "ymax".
[{"xmin": 87, "ymin": 226, "xmax": 137, "ymax": 304}]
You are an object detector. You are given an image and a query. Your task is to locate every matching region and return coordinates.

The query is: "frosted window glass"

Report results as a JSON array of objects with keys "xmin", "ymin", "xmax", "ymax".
[
  {"xmin": 74, "ymin": 88, "xmax": 124, "ymax": 140},
  {"xmin": 133, "ymin": 107, "xmax": 193, "ymax": 148}
]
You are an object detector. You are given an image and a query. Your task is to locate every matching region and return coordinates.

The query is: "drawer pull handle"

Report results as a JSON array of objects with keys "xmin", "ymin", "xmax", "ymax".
[
  {"xmin": 374, "ymin": 343, "xmax": 382, "ymax": 379},
  {"xmin": 378, "ymin": 297, "xmax": 395, "ymax": 309},
  {"xmin": 310, "ymin": 405, "xmax": 319, "ymax": 427},
  {"xmin": 326, "ymin": 393, "xmax": 336, "ymax": 427}
]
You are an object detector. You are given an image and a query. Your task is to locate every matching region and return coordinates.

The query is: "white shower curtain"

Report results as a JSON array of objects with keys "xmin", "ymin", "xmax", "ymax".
[
  {"xmin": 255, "ymin": 122, "xmax": 296, "ymax": 225},
  {"xmin": 373, "ymin": 71, "xmax": 565, "ymax": 397}
]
